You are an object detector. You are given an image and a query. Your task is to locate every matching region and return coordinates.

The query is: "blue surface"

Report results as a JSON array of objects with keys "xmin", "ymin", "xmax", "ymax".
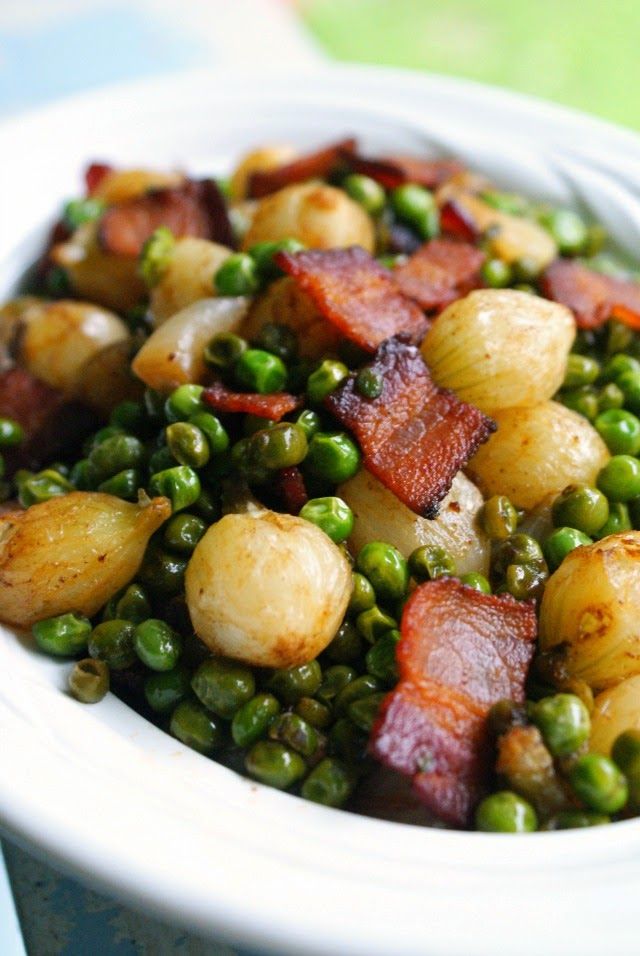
[{"xmin": 0, "ymin": 4, "xmax": 204, "ymax": 117}]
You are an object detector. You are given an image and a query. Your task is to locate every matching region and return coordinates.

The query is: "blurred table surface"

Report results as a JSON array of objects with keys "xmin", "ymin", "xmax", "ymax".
[{"xmin": 1, "ymin": 0, "xmax": 637, "ymax": 953}]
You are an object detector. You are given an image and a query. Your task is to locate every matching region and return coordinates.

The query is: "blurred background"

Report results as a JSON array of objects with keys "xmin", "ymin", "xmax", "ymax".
[
  {"xmin": 0, "ymin": 0, "xmax": 637, "ymax": 953},
  {"xmin": 0, "ymin": 0, "xmax": 638, "ymax": 127}
]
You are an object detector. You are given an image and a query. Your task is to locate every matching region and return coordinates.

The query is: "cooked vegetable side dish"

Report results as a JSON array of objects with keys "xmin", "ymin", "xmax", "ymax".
[{"xmin": 4, "ymin": 139, "xmax": 640, "ymax": 832}]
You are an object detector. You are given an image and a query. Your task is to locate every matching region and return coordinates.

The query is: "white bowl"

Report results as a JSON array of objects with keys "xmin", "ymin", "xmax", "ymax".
[{"xmin": 2, "ymin": 66, "xmax": 640, "ymax": 956}]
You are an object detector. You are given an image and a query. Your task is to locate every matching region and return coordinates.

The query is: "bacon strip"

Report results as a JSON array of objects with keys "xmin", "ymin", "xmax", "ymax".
[
  {"xmin": 394, "ymin": 239, "xmax": 485, "ymax": 311},
  {"xmin": 276, "ymin": 247, "xmax": 428, "ymax": 353},
  {"xmin": 271, "ymin": 466, "xmax": 308, "ymax": 515},
  {"xmin": 247, "ymin": 138, "xmax": 356, "ymax": 198},
  {"xmin": 325, "ymin": 338, "xmax": 495, "ymax": 517},
  {"xmin": 541, "ymin": 259, "xmax": 640, "ymax": 330},
  {"xmin": 439, "ymin": 199, "xmax": 480, "ymax": 242},
  {"xmin": 202, "ymin": 380, "xmax": 302, "ymax": 421},
  {"xmin": 0, "ymin": 367, "xmax": 96, "ymax": 475},
  {"xmin": 344, "ymin": 152, "xmax": 463, "ymax": 191},
  {"xmin": 370, "ymin": 579, "xmax": 537, "ymax": 827},
  {"xmin": 85, "ymin": 162, "xmax": 113, "ymax": 196},
  {"xmin": 99, "ymin": 179, "xmax": 233, "ymax": 257}
]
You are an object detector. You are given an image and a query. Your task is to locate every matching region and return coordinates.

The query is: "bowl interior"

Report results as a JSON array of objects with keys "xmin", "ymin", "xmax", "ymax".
[{"xmin": 2, "ymin": 65, "xmax": 640, "ymax": 956}]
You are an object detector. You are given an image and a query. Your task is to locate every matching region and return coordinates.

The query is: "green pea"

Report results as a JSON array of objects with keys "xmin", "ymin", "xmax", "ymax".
[
  {"xmin": 511, "ymin": 256, "xmax": 541, "ymax": 284},
  {"xmin": 137, "ymin": 225, "xmax": 175, "ymax": 286},
  {"xmin": 245, "ymin": 741, "xmax": 306, "ymax": 789},
  {"xmin": 301, "ymin": 757, "xmax": 354, "ymax": 807},
  {"xmin": 569, "ymin": 753, "xmax": 628, "ymax": 814},
  {"xmin": 475, "ymin": 791, "xmax": 537, "ymax": 832},
  {"xmin": 192, "ymin": 488, "xmax": 222, "ymax": 523},
  {"xmin": 530, "ymin": 693, "xmax": 590, "ymax": 757},
  {"xmin": 234, "ymin": 348, "xmax": 287, "ymax": 394},
  {"xmin": 149, "ymin": 465, "xmax": 201, "ymax": 511},
  {"xmin": 460, "ymin": 572, "xmax": 492, "ymax": 594},
  {"xmin": 307, "ymin": 359, "xmax": 349, "ymax": 404},
  {"xmin": 231, "ymin": 693, "xmax": 281, "ymax": 748},
  {"xmin": 144, "ymin": 664, "xmax": 192, "ymax": 713},
  {"xmin": 611, "ymin": 728, "xmax": 640, "ymax": 773},
  {"xmin": 342, "ymin": 173, "xmax": 386, "ymax": 216},
  {"xmin": 602, "ymin": 353, "xmax": 640, "ymax": 383},
  {"xmin": 192, "ymin": 658, "xmax": 255, "ymax": 718},
  {"xmin": 214, "ymin": 252, "xmax": 260, "ymax": 296},
  {"xmin": 391, "ymin": 184, "xmax": 438, "ymax": 239},
  {"xmin": 69, "ymin": 459, "xmax": 95, "ymax": 490},
  {"xmin": 543, "ymin": 527, "xmax": 592, "ymax": 570},
  {"xmin": 563, "ymin": 354, "xmax": 601, "ymax": 389},
  {"xmin": 356, "ymin": 605, "xmax": 397, "ymax": 644},
  {"xmin": 348, "ymin": 572, "xmax": 376, "ymax": 614},
  {"xmin": 18, "ymin": 469, "xmax": 72, "ymax": 507},
  {"xmin": 545, "ymin": 810, "xmax": 610, "ymax": 830},
  {"xmin": 355, "ymin": 367, "xmax": 384, "ymax": 400},
  {"xmin": 480, "ymin": 495, "xmax": 519, "ymax": 540},
  {"xmin": 249, "ymin": 238, "xmax": 305, "ymax": 281},
  {"xmin": 32, "ymin": 613, "xmax": 91, "ymax": 657},
  {"xmin": 163, "ymin": 512, "xmax": 206, "ymax": 554},
  {"xmin": 598, "ymin": 382, "xmax": 625, "ymax": 412},
  {"xmin": 45, "ymin": 265, "xmax": 70, "ymax": 296},
  {"xmin": 88, "ymin": 620, "xmax": 136, "ymax": 670},
  {"xmin": 593, "ymin": 502, "xmax": 632, "ymax": 539},
  {"xmin": 98, "ymin": 468, "xmax": 142, "ymax": 500},
  {"xmin": 328, "ymin": 717, "xmax": 368, "ymax": 765},
  {"xmin": 595, "ymin": 408, "xmax": 640, "ymax": 456},
  {"xmin": 348, "ymin": 691, "xmax": 386, "ymax": 732},
  {"xmin": 305, "ymin": 432, "xmax": 361, "ymax": 484},
  {"xmin": 365, "ymin": 630, "xmax": 399, "ymax": 685},
  {"xmin": 266, "ymin": 660, "xmax": 322, "ymax": 705},
  {"xmin": 115, "ymin": 583, "xmax": 151, "ymax": 624},
  {"xmin": 295, "ymin": 409, "xmax": 322, "ymax": 441},
  {"xmin": 597, "ymin": 455, "xmax": 640, "ymax": 502},
  {"xmin": 560, "ymin": 386, "xmax": 599, "ymax": 421},
  {"xmin": 110, "ymin": 400, "xmax": 147, "ymax": 435},
  {"xmin": 504, "ymin": 562, "xmax": 548, "ymax": 601},
  {"xmin": 148, "ymin": 446, "xmax": 176, "ymax": 475},
  {"xmin": 324, "ymin": 620, "xmax": 363, "ymax": 664},
  {"xmin": 242, "ymin": 414, "xmax": 276, "ymax": 437},
  {"xmin": 188, "ymin": 412, "xmax": 229, "ymax": 455},
  {"xmin": 87, "ymin": 434, "xmax": 145, "ymax": 483},
  {"xmin": 334, "ymin": 674, "xmax": 381, "ymax": 717},
  {"xmin": 269, "ymin": 712, "xmax": 322, "ymax": 758},
  {"xmin": 203, "ymin": 332, "xmax": 248, "ymax": 369},
  {"xmin": 408, "ymin": 544, "xmax": 455, "ymax": 581},
  {"xmin": 170, "ymin": 699, "xmax": 223, "ymax": 755},
  {"xmin": 617, "ymin": 370, "xmax": 640, "ymax": 414},
  {"xmin": 0, "ymin": 417, "xmax": 24, "ymax": 448},
  {"xmin": 357, "ymin": 541, "xmax": 409, "ymax": 602},
  {"xmin": 316, "ymin": 665, "xmax": 357, "ymax": 706},
  {"xmin": 133, "ymin": 619, "xmax": 182, "ymax": 672},
  {"xmin": 165, "ymin": 422, "xmax": 210, "ymax": 469},
  {"xmin": 299, "ymin": 496, "xmax": 353, "ymax": 543},
  {"xmin": 481, "ymin": 191, "xmax": 530, "ymax": 215},
  {"xmin": 63, "ymin": 196, "xmax": 107, "ymax": 231},
  {"xmin": 68, "ymin": 658, "xmax": 110, "ymax": 704},
  {"xmin": 164, "ymin": 384, "xmax": 205, "ymax": 423},
  {"xmin": 138, "ymin": 543, "xmax": 188, "ymax": 596},
  {"xmin": 253, "ymin": 321, "xmax": 299, "ymax": 362},
  {"xmin": 551, "ymin": 484, "xmax": 609, "ymax": 535},
  {"xmin": 295, "ymin": 697, "xmax": 332, "ymax": 730},
  {"xmin": 246, "ymin": 422, "xmax": 308, "ymax": 471},
  {"xmin": 481, "ymin": 258, "xmax": 512, "ymax": 289},
  {"xmin": 541, "ymin": 209, "xmax": 587, "ymax": 255}
]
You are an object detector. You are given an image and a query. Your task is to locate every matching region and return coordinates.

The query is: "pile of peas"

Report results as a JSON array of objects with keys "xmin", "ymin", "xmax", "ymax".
[{"xmin": 22, "ymin": 169, "xmax": 640, "ymax": 828}]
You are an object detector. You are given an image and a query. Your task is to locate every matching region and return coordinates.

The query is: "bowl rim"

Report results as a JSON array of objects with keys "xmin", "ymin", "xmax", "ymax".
[{"xmin": 2, "ymin": 63, "xmax": 640, "ymax": 956}]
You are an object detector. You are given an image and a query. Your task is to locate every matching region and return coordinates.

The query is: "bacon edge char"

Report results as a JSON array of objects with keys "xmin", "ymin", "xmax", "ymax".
[
  {"xmin": 370, "ymin": 578, "xmax": 537, "ymax": 827},
  {"xmin": 394, "ymin": 238, "xmax": 485, "ymax": 312},
  {"xmin": 541, "ymin": 258, "xmax": 640, "ymax": 330},
  {"xmin": 202, "ymin": 380, "xmax": 302, "ymax": 421},
  {"xmin": 247, "ymin": 138, "xmax": 357, "ymax": 198},
  {"xmin": 343, "ymin": 152, "xmax": 463, "ymax": 191}
]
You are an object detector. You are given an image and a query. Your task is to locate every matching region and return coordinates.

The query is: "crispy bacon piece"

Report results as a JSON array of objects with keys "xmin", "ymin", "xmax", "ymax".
[
  {"xmin": 325, "ymin": 338, "xmax": 495, "ymax": 517},
  {"xmin": 344, "ymin": 152, "xmax": 463, "ymax": 191},
  {"xmin": 276, "ymin": 247, "xmax": 428, "ymax": 353},
  {"xmin": 0, "ymin": 367, "xmax": 96, "ymax": 475},
  {"xmin": 99, "ymin": 179, "xmax": 233, "ymax": 257},
  {"xmin": 370, "ymin": 578, "xmax": 537, "ymax": 827},
  {"xmin": 439, "ymin": 199, "xmax": 480, "ymax": 242},
  {"xmin": 247, "ymin": 138, "xmax": 356, "ymax": 198},
  {"xmin": 271, "ymin": 466, "xmax": 308, "ymax": 515},
  {"xmin": 541, "ymin": 259, "xmax": 640, "ymax": 330},
  {"xmin": 394, "ymin": 238, "xmax": 485, "ymax": 311},
  {"xmin": 85, "ymin": 162, "xmax": 113, "ymax": 195},
  {"xmin": 202, "ymin": 380, "xmax": 302, "ymax": 421}
]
